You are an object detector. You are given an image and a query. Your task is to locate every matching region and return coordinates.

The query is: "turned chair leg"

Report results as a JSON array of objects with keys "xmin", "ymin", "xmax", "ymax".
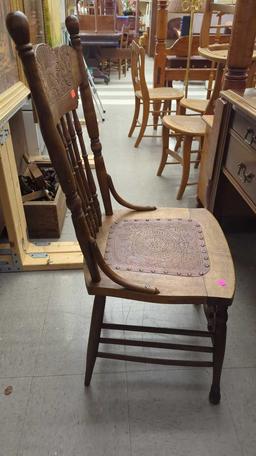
[
  {"xmin": 135, "ymin": 101, "xmax": 149, "ymax": 147},
  {"xmin": 174, "ymin": 104, "xmax": 185, "ymax": 152},
  {"xmin": 153, "ymin": 100, "xmax": 161, "ymax": 130},
  {"xmin": 194, "ymin": 136, "xmax": 204, "ymax": 169},
  {"xmin": 157, "ymin": 124, "xmax": 169, "ymax": 176},
  {"xmin": 84, "ymin": 295, "xmax": 106, "ymax": 387},
  {"xmin": 128, "ymin": 97, "xmax": 140, "ymax": 137},
  {"xmin": 174, "ymin": 136, "xmax": 183, "ymax": 152},
  {"xmin": 176, "ymin": 135, "xmax": 193, "ymax": 200},
  {"xmin": 118, "ymin": 59, "xmax": 121, "ymax": 79},
  {"xmin": 162, "ymin": 100, "xmax": 172, "ymax": 116},
  {"xmin": 209, "ymin": 304, "xmax": 228, "ymax": 404}
]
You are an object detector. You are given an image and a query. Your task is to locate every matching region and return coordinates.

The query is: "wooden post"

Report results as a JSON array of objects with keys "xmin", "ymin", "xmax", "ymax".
[
  {"xmin": 135, "ymin": 0, "xmax": 140, "ymax": 37},
  {"xmin": 223, "ymin": 0, "xmax": 256, "ymax": 91},
  {"xmin": 148, "ymin": 0, "xmax": 157, "ymax": 57},
  {"xmin": 95, "ymin": 0, "xmax": 98, "ymax": 32},
  {"xmin": 153, "ymin": 0, "xmax": 168, "ymax": 87}
]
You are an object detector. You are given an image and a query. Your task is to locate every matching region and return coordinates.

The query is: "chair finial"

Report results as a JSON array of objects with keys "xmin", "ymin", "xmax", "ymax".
[
  {"xmin": 6, "ymin": 11, "xmax": 30, "ymax": 47},
  {"xmin": 65, "ymin": 15, "xmax": 80, "ymax": 36}
]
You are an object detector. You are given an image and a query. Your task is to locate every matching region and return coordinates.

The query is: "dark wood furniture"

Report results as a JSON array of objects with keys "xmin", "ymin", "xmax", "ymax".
[
  {"xmin": 199, "ymin": 90, "xmax": 256, "ymax": 228},
  {"xmin": 7, "ymin": 11, "xmax": 235, "ymax": 404},
  {"xmin": 197, "ymin": 0, "xmax": 256, "ymax": 226},
  {"xmin": 77, "ymin": 0, "xmax": 136, "ymax": 80}
]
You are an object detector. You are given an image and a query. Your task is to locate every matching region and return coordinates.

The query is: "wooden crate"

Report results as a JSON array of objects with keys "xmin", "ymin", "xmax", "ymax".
[{"xmin": 23, "ymin": 163, "xmax": 67, "ymax": 238}]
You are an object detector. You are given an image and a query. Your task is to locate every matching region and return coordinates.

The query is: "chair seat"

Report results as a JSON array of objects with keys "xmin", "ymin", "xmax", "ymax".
[
  {"xmin": 135, "ymin": 87, "xmax": 184, "ymax": 101},
  {"xmin": 84, "ymin": 207, "xmax": 235, "ymax": 304},
  {"xmin": 163, "ymin": 115, "xmax": 206, "ymax": 136},
  {"xmin": 180, "ymin": 98, "xmax": 209, "ymax": 114}
]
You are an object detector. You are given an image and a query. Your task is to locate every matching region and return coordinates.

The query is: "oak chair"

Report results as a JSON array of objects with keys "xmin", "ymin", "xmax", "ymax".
[
  {"xmin": 157, "ymin": 114, "xmax": 206, "ymax": 199},
  {"xmin": 128, "ymin": 41, "xmax": 184, "ymax": 148},
  {"xmin": 7, "ymin": 11, "xmax": 235, "ymax": 405},
  {"xmin": 157, "ymin": 1, "xmax": 236, "ymax": 200},
  {"xmin": 109, "ymin": 24, "xmax": 130, "ymax": 79},
  {"xmin": 179, "ymin": 2, "xmax": 235, "ymax": 113},
  {"xmin": 119, "ymin": 24, "xmax": 130, "ymax": 78}
]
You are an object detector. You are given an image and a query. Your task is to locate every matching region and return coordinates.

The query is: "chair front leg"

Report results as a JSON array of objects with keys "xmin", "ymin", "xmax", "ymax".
[
  {"xmin": 176, "ymin": 135, "xmax": 192, "ymax": 200},
  {"xmin": 209, "ymin": 303, "xmax": 229, "ymax": 404},
  {"xmin": 162, "ymin": 99, "xmax": 172, "ymax": 116},
  {"xmin": 84, "ymin": 295, "xmax": 106, "ymax": 386},
  {"xmin": 194, "ymin": 136, "xmax": 204, "ymax": 169},
  {"xmin": 157, "ymin": 124, "xmax": 169, "ymax": 176},
  {"xmin": 174, "ymin": 104, "xmax": 185, "ymax": 152},
  {"xmin": 128, "ymin": 96, "xmax": 140, "ymax": 137},
  {"xmin": 153, "ymin": 101, "xmax": 161, "ymax": 130}
]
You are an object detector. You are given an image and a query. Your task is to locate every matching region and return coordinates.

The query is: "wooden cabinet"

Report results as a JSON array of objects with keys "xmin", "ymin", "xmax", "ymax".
[{"xmin": 198, "ymin": 89, "xmax": 256, "ymax": 229}]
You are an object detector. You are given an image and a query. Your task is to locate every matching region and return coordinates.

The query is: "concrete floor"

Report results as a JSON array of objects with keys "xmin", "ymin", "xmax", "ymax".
[{"xmin": 1, "ymin": 62, "xmax": 256, "ymax": 456}]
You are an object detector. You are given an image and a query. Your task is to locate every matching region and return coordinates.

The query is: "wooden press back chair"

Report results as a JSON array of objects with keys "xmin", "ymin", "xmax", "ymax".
[
  {"xmin": 128, "ymin": 41, "xmax": 184, "ymax": 148},
  {"xmin": 7, "ymin": 11, "xmax": 235, "ymax": 404}
]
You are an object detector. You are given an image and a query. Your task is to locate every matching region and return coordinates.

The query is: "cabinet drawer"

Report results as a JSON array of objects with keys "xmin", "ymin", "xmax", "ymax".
[
  {"xmin": 231, "ymin": 109, "xmax": 256, "ymax": 151},
  {"xmin": 225, "ymin": 131, "xmax": 256, "ymax": 204}
]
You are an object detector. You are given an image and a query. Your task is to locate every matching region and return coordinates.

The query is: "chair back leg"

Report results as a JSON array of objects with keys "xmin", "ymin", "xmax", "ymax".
[
  {"xmin": 135, "ymin": 100, "xmax": 150, "ymax": 147},
  {"xmin": 128, "ymin": 97, "xmax": 140, "ymax": 137}
]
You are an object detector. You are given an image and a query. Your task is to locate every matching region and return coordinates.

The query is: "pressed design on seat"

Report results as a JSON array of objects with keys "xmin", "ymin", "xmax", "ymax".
[
  {"xmin": 104, "ymin": 218, "xmax": 210, "ymax": 277},
  {"xmin": 7, "ymin": 11, "xmax": 235, "ymax": 405}
]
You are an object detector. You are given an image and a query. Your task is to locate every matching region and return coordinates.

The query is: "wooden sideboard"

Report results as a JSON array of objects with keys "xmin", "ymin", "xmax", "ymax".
[{"xmin": 198, "ymin": 89, "xmax": 256, "ymax": 230}]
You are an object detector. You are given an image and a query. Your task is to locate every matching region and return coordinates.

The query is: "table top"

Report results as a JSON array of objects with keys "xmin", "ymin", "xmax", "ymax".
[
  {"xmin": 199, "ymin": 46, "xmax": 256, "ymax": 63},
  {"xmin": 198, "ymin": 46, "xmax": 229, "ymax": 63}
]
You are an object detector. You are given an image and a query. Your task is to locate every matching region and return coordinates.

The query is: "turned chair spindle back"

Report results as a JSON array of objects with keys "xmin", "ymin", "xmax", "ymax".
[{"xmin": 6, "ymin": 12, "xmax": 114, "ymax": 282}]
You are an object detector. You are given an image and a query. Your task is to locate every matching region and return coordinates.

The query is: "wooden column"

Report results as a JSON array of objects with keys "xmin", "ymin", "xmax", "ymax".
[
  {"xmin": 153, "ymin": 0, "xmax": 168, "ymax": 87},
  {"xmin": 148, "ymin": 0, "xmax": 157, "ymax": 57},
  {"xmin": 135, "ymin": 0, "xmax": 140, "ymax": 36},
  {"xmin": 223, "ymin": 0, "xmax": 256, "ymax": 91}
]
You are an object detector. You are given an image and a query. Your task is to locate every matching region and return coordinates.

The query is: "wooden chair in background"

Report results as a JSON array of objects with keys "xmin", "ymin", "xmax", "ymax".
[
  {"xmin": 108, "ymin": 24, "xmax": 130, "ymax": 79},
  {"xmin": 128, "ymin": 41, "xmax": 184, "ymax": 147},
  {"xmin": 7, "ymin": 11, "xmax": 235, "ymax": 405},
  {"xmin": 118, "ymin": 24, "xmax": 130, "ymax": 78},
  {"xmin": 157, "ymin": 0, "xmax": 236, "ymax": 200},
  {"xmin": 157, "ymin": 114, "xmax": 206, "ymax": 199}
]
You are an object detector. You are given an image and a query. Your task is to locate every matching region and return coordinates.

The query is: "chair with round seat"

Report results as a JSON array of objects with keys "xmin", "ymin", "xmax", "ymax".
[
  {"xmin": 179, "ymin": 98, "xmax": 209, "ymax": 115},
  {"xmin": 157, "ymin": 114, "xmax": 206, "ymax": 200},
  {"xmin": 128, "ymin": 41, "xmax": 184, "ymax": 148},
  {"xmin": 157, "ymin": 0, "xmax": 236, "ymax": 199},
  {"xmin": 172, "ymin": 98, "xmax": 209, "ymax": 160}
]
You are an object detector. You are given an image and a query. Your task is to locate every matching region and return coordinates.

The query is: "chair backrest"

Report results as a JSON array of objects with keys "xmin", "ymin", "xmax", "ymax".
[
  {"xmin": 200, "ymin": 0, "xmax": 236, "ymax": 49},
  {"xmin": 6, "ymin": 12, "xmax": 114, "ymax": 283},
  {"xmin": 130, "ymin": 40, "xmax": 149, "ymax": 100}
]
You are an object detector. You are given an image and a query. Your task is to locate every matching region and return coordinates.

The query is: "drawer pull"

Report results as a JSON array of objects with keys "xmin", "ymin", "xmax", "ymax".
[
  {"xmin": 237, "ymin": 163, "xmax": 255, "ymax": 183},
  {"xmin": 244, "ymin": 128, "xmax": 256, "ymax": 145}
]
